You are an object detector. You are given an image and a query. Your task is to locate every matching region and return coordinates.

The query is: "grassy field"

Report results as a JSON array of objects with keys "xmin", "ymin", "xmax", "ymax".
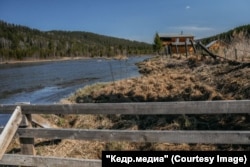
[{"xmin": 7, "ymin": 54, "xmax": 250, "ymax": 158}]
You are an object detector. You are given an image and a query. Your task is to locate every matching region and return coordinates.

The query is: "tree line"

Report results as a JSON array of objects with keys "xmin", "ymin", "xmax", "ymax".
[
  {"xmin": 201, "ymin": 24, "xmax": 250, "ymax": 44},
  {"xmin": 0, "ymin": 20, "xmax": 153, "ymax": 61}
]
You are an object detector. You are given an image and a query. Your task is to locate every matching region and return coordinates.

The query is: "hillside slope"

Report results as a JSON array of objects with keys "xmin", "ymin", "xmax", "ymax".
[
  {"xmin": 0, "ymin": 20, "xmax": 153, "ymax": 61},
  {"xmin": 200, "ymin": 24, "xmax": 250, "ymax": 61},
  {"xmin": 201, "ymin": 24, "xmax": 250, "ymax": 44}
]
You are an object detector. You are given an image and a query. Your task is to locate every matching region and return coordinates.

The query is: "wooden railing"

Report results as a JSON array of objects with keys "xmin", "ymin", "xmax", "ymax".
[{"xmin": 0, "ymin": 100, "xmax": 250, "ymax": 166}]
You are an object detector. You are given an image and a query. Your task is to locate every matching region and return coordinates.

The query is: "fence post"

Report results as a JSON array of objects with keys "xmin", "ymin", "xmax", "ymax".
[
  {"xmin": 169, "ymin": 45, "xmax": 172, "ymax": 58},
  {"xmin": 185, "ymin": 41, "xmax": 188, "ymax": 58},
  {"xmin": 19, "ymin": 114, "xmax": 36, "ymax": 156},
  {"xmin": 0, "ymin": 106, "xmax": 22, "ymax": 159},
  {"xmin": 224, "ymin": 48, "xmax": 227, "ymax": 59},
  {"xmin": 242, "ymin": 51, "xmax": 244, "ymax": 61},
  {"xmin": 235, "ymin": 48, "xmax": 238, "ymax": 60}
]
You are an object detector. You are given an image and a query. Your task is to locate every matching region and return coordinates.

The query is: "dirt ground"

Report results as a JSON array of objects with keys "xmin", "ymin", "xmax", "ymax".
[{"xmin": 7, "ymin": 54, "xmax": 250, "ymax": 159}]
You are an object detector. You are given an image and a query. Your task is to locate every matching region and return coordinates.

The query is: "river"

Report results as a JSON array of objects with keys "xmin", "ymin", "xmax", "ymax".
[{"xmin": 0, "ymin": 56, "xmax": 150, "ymax": 125}]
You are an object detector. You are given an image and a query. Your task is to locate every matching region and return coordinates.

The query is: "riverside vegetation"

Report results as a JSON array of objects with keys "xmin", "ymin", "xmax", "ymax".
[
  {"xmin": 7, "ymin": 54, "xmax": 250, "ymax": 158},
  {"xmin": 6, "ymin": 24, "xmax": 250, "ymax": 158}
]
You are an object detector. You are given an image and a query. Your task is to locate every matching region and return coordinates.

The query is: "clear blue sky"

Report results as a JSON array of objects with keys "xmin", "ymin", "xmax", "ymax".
[{"xmin": 0, "ymin": 0, "xmax": 250, "ymax": 43}]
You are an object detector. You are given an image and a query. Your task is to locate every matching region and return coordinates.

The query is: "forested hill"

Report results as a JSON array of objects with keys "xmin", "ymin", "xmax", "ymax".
[
  {"xmin": 201, "ymin": 24, "xmax": 250, "ymax": 44},
  {"xmin": 0, "ymin": 20, "xmax": 153, "ymax": 61}
]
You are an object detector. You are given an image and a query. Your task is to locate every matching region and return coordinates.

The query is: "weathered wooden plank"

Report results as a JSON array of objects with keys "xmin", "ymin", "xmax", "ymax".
[
  {"xmin": 198, "ymin": 41, "xmax": 217, "ymax": 59},
  {"xmin": 0, "ymin": 154, "xmax": 101, "ymax": 167},
  {"xmin": 190, "ymin": 39, "xmax": 197, "ymax": 53},
  {"xmin": 19, "ymin": 114, "xmax": 36, "ymax": 157},
  {"xmin": 0, "ymin": 106, "xmax": 22, "ymax": 159},
  {"xmin": 0, "ymin": 100, "xmax": 250, "ymax": 115},
  {"xmin": 185, "ymin": 41, "xmax": 188, "ymax": 57},
  {"xmin": 8, "ymin": 128, "xmax": 250, "ymax": 144},
  {"xmin": 32, "ymin": 114, "xmax": 58, "ymax": 128}
]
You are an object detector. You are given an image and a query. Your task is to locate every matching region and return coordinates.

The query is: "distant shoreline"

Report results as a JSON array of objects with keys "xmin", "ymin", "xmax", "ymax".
[
  {"xmin": 0, "ymin": 57, "xmax": 90, "ymax": 65},
  {"xmin": 0, "ymin": 55, "xmax": 130, "ymax": 65}
]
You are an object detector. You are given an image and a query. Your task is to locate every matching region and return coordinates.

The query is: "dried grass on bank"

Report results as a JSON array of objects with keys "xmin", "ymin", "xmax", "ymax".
[{"xmin": 7, "ymin": 54, "xmax": 250, "ymax": 158}]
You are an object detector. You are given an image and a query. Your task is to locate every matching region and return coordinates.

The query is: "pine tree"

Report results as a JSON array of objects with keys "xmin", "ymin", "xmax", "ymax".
[{"xmin": 153, "ymin": 33, "xmax": 163, "ymax": 54}]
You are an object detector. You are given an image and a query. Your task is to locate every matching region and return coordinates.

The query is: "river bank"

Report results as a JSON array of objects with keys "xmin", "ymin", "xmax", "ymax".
[
  {"xmin": 7, "ymin": 54, "xmax": 250, "ymax": 158},
  {"xmin": 0, "ymin": 55, "xmax": 144, "ymax": 105},
  {"xmin": 0, "ymin": 55, "xmax": 130, "ymax": 65},
  {"xmin": 66, "ymin": 54, "xmax": 250, "ymax": 103},
  {"xmin": 0, "ymin": 56, "xmax": 86, "ymax": 65}
]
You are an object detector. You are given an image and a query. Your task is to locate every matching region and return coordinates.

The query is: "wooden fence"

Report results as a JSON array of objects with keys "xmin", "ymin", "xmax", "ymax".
[{"xmin": 0, "ymin": 100, "xmax": 250, "ymax": 166}]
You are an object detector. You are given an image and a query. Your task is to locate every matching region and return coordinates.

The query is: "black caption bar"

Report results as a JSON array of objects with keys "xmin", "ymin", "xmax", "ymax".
[{"xmin": 102, "ymin": 151, "xmax": 249, "ymax": 167}]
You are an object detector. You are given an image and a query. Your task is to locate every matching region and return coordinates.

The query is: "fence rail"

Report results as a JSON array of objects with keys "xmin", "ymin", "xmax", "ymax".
[
  {"xmin": 0, "ymin": 128, "xmax": 248, "ymax": 144},
  {"xmin": 0, "ymin": 154, "xmax": 101, "ymax": 167},
  {"xmin": 1, "ymin": 100, "xmax": 249, "ymax": 115},
  {"xmin": 0, "ymin": 100, "xmax": 250, "ymax": 167}
]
